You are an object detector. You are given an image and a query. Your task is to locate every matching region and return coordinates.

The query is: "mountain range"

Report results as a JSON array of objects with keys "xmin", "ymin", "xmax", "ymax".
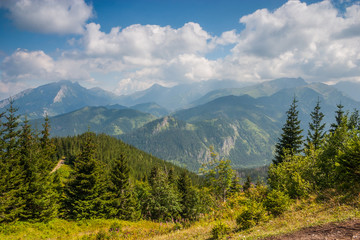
[{"xmin": 3, "ymin": 78, "xmax": 360, "ymax": 172}]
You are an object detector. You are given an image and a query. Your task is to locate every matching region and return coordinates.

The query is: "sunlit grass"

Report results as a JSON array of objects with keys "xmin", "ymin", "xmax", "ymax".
[{"xmin": 0, "ymin": 195, "xmax": 358, "ymax": 240}]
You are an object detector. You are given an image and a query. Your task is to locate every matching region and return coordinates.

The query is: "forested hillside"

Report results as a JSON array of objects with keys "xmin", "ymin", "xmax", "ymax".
[{"xmin": 0, "ymin": 97, "xmax": 359, "ymax": 240}]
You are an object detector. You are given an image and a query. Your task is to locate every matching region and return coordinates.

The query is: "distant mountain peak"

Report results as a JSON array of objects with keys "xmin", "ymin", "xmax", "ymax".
[{"xmin": 53, "ymin": 85, "xmax": 69, "ymax": 103}]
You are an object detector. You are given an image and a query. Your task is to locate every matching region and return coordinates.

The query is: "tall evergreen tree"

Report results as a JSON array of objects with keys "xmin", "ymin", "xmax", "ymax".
[
  {"xmin": 39, "ymin": 115, "xmax": 56, "ymax": 171},
  {"xmin": 0, "ymin": 100, "xmax": 26, "ymax": 222},
  {"xmin": 177, "ymin": 172, "xmax": 199, "ymax": 220},
  {"xmin": 330, "ymin": 103, "xmax": 344, "ymax": 133},
  {"xmin": 306, "ymin": 99, "xmax": 326, "ymax": 150},
  {"xmin": 348, "ymin": 109, "xmax": 360, "ymax": 130},
  {"xmin": 273, "ymin": 97, "xmax": 303, "ymax": 165},
  {"xmin": 65, "ymin": 132, "xmax": 102, "ymax": 219},
  {"xmin": 147, "ymin": 168, "xmax": 181, "ymax": 221},
  {"xmin": 106, "ymin": 155, "xmax": 138, "ymax": 220}
]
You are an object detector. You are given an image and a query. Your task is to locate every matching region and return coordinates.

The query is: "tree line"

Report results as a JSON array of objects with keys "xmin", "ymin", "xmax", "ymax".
[
  {"xmin": 270, "ymin": 97, "xmax": 360, "ymax": 198},
  {"xmin": 0, "ymin": 97, "xmax": 358, "ymax": 228}
]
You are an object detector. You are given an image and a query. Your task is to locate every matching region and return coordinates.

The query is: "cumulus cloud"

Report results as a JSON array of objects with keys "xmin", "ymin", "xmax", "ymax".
[
  {"xmin": 0, "ymin": 49, "xmax": 92, "ymax": 84},
  {"xmin": 2, "ymin": 0, "xmax": 360, "ymax": 98},
  {"xmin": 0, "ymin": 0, "xmax": 93, "ymax": 34},
  {"xmin": 83, "ymin": 22, "xmax": 213, "ymax": 62},
  {"xmin": 228, "ymin": 0, "xmax": 360, "ymax": 82}
]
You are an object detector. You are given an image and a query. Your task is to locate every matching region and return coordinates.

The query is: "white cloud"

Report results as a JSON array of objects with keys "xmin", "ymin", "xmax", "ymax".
[
  {"xmin": 1, "ymin": 49, "xmax": 56, "ymax": 82},
  {"xmin": 0, "ymin": 0, "xmax": 93, "ymax": 34},
  {"xmin": 225, "ymin": 0, "xmax": 360, "ymax": 82},
  {"xmin": 0, "ymin": 49, "xmax": 92, "ymax": 84},
  {"xmin": 83, "ymin": 22, "xmax": 213, "ymax": 62},
  {"xmin": 2, "ymin": 0, "xmax": 360, "ymax": 98}
]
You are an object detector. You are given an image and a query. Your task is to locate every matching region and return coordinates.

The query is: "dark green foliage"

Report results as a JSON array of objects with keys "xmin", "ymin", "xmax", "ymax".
[
  {"xmin": 0, "ymin": 100, "xmax": 26, "ymax": 222},
  {"xmin": 64, "ymin": 132, "xmax": 103, "ymax": 219},
  {"xmin": 348, "ymin": 109, "xmax": 360, "ymax": 130},
  {"xmin": 53, "ymin": 134, "xmax": 201, "ymax": 185},
  {"xmin": 330, "ymin": 103, "xmax": 344, "ymax": 133},
  {"xmin": 106, "ymin": 155, "xmax": 139, "ymax": 220},
  {"xmin": 236, "ymin": 200, "xmax": 267, "ymax": 230},
  {"xmin": 242, "ymin": 176, "xmax": 251, "ymax": 192},
  {"xmin": 273, "ymin": 97, "xmax": 303, "ymax": 165},
  {"xmin": 19, "ymin": 118, "xmax": 57, "ymax": 221},
  {"xmin": 335, "ymin": 132, "xmax": 360, "ymax": 193},
  {"xmin": 228, "ymin": 175, "xmax": 242, "ymax": 196},
  {"xmin": 306, "ymin": 99, "xmax": 325, "ymax": 150},
  {"xmin": 263, "ymin": 189, "xmax": 290, "ymax": 216},
  {"xmin": 177, "ymin": 172, "xmax": 201, "ymax": 220},
  {"xmin": 0, "ymin": 100, "xmax": 58, "ymax": 223},
  {"xmin": 211, "ymin": 221, "xmax": 231, "ymax": 239},
  {"xmin": 147, "ymin": 168, "xmax": 182, "ymax": 221}
]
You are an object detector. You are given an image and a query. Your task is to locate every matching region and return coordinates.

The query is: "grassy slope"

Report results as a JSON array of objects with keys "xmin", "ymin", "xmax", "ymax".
[{"xmin": 1, "ymin": 196, "xmax": 358, "ymax": 240}]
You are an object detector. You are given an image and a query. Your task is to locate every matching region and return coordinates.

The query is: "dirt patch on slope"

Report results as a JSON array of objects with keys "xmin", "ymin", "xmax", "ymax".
[{"xmin": 266, "ymin": 219, "xmax": 360, "ymax": 240}]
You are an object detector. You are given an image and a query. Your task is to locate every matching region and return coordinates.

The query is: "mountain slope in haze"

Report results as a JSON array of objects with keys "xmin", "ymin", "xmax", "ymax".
[
  {"xmin": 130, "ymin": 102, "xmax": 170, "ymax": 117},
  {"xmin": 333, "ymin": 81, "xmax": 360, "ymax": 102},
  {"xmin": 117, "ymin": 80, "xmax": 250, "ymax": 110},
  {"xmin": 191, "ymin": 77, "xmax": 307, "ymax": 107},
  {"xmin": 0, "ymin": 81, "xmax": 119, "ymax": 119},
  {"xmin": 122, "ymin": 95, "xmax": 281, "ymax": 170},
  {"xmin": 31, "ymin": 106, "xmax": 156, "ymax": 137},
  {"xmin": 121, "ymin": 81, "xmax": 360, "ymax": 171}
]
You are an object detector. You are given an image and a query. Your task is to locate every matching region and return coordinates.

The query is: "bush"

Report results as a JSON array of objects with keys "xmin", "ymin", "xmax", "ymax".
[
  {"xmin": 236, "ymin": 200, "xmax": 268, "ymax": 230},
  {"xmin": 211, "ymin": 221, "xmax": 230, "ymax": 239},
  {"xmin": 95, "ymin": 230, "xmax": 109, "ymax": 240},
  {"xmin": 268, "ymin": 154, "xmax": 315, "ymax": 198},
  {"xmin": 264, "ymin": 189, "xmax": 291, "ymax": 216}
]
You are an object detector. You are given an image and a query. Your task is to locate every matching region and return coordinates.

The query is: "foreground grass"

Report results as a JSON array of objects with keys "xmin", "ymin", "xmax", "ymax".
[
  {"xmin": 1, "ymin": 196, "xmax": 359, "ymax": 240},
  {"xmin": 0, "ymin": 219, "xmax": 176, "ymax": 240}
]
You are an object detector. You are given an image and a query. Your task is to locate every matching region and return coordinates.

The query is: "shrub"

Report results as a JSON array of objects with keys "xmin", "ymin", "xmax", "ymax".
[
  {"xmin": 236, "ymin": 200, "xmax": 268, "ymax": 230},
  {"xmin": 211, "ymin": 221, "xmax": 230, "ymax": 239},
  {"xmin": 268, "ymin": 154, "xmax": 314, "ymax": 198},
  {"xmin": 95, "ymin": 230, "xmax": 109, "ymax": 240},
  {"xmin": 264, "ymin": 189, "xmax": 291, "ymax": 216}
]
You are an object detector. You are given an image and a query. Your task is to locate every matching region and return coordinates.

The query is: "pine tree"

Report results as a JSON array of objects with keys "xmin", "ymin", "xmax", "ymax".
[
  {"xmin": 330, "ymin": 103, "xmax": 344, "ymax": 133},
  {"xmin": 273, "ymin": 97, "xmax": 303, "ymax": 165},
  {"xmin": 228, "ymin": 175, "xmax": 242, "ymax": 196},
  {"xmin": 306, "ymin": 99, "xmax": 325, "ymax": 150},
  {"xmin": 147, "ymin": 168, "xmax": 181, "ymax": 221},
  {"xmin": 242, "ymin": 176, "xmax": 251, "ymax": 192},
  {"xmin": 177, "ymin": 172, "xmax": 199, "ymax": 220},
  {"xmin": 348, "ymin": 109, "xmax": 360, "ymax": 130},
  {"xmin": 106, "ymin": 155, "xmax": 138, "ymax": 220},
  {"xmin": 0, "ymin": 100, "xmax": 26, "ymax": 222},
  {"xmin": 65, "ymin": 132, "xmax": 102, "ymax": 219},
  {"xmin": 39, "ymin": 115, "xmax": 56, "ymax": 171}
]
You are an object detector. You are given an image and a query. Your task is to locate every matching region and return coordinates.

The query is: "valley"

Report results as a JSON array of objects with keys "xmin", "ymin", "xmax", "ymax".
[{"xmin": 3, "ymin": 77, "xmax": 360, "ymax": 172}]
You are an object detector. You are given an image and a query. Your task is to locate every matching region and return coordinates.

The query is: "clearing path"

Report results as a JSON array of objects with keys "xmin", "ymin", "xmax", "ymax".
[
  {"xmin": 50, "ymin": 157, "xmax": 65, "ymax": 174},
  {"xmin": 266, "ymin": 218, "xmax": 360, "ymax": 240}
]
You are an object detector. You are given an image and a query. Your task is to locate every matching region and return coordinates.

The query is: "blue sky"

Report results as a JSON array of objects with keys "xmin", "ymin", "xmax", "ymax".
[{"xmin": 0, "ymin": 0, "xmax": 359, "ymax": 99}]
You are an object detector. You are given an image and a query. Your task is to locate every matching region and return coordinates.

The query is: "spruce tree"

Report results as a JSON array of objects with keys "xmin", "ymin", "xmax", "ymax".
[
  {"xmin": 106, "ymin": 155, "xmax": 138, "ymax": 220},
  {"xmin": 148, "ymin": 168, "xmax": 181, "ymax": 221},
  {"xmin": 65, "ymin": 132, "xmax": 102, "ymax": 219},
  {"xmin": 177, "ymin": 172, "xmax": 198, "ymax": 220},
  {"xmin": 39, "ymin": 115, "xmax": 56, "ymax": 171},
  {"xmin": 330, "ymin": 103, "xmax": 344, "ymax": 133},
  {"xmin": 0, "ymin": 100, "xmax": 26, "ymax": 222},
  {"xmin": 348, "ymin": 109, "xmax": 360, "ymax": 130},
  {"xmin": 242, "ymin": 176, "xmax": 251, "ymax": 192},
  {"xmin": 273, "ymin": 97, "xmax": 303, "ymax": 165},
  {"xmin": 306, "ymin": 99, "xmax": 325, "ymax": 150},
  {"xmin": 18, "ymin": 117, "xmax": 36, "ymax": 220}
]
